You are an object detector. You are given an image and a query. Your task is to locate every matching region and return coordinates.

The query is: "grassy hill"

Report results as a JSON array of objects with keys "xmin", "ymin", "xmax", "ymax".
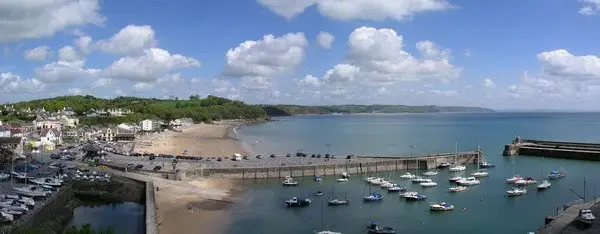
[{"xmin": 259, "ymin": 104, "xmax": 494, "ymax": 116}]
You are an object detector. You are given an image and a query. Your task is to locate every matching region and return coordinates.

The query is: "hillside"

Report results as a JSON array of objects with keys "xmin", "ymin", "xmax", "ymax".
[
  {"xmin": 260, "ymin": 105, "xmax": 494, "ymax": 116},
  {"xmin": 0, "ymin": 95, "xmax": 267, "ymax": 125}
]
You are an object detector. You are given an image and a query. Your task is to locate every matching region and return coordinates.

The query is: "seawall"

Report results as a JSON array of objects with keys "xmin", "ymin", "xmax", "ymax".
[
  {"xmin": 145, "ymin": 181, "xmax": 158, "ymax": 234},
  {"xmin": 503, "ymin": 139, "xmax": 600, "ymax": 161}
]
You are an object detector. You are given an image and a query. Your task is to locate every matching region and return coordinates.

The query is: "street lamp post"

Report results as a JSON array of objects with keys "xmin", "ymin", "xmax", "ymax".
[
  {"xmin": 326, "ymin": 143, "xmax": 331, "ymax": 155},
  {"xmin": 409, "ymin": 144, "xmax": 414, "ymax": 158}
]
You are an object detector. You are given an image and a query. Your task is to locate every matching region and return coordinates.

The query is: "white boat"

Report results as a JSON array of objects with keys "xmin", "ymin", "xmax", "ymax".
[
  {"xmin": 0, "ymin": 173, "xmax": 9, "ymax": 180},
  {"xmin": 341, "ymin": 172, "xmax": 349, "ymax": 178},
  {"xmin": 337, "ymin": 178, "xmax": 348, "ymax": 182},
  {"xmin": 327, "ymin": 199, "xmax": 350, "ymax": 206},
  {"xmin": 0, "ymin": 201, "xmax": 28, "ymax": 212},
  {"xmin": 515, "ymin": 177, "xmax": 537, "ymax": 186},
  {"xmin": 30, "ymin": 177, "xmax": 62, "ymax": 187},
  {"xmin": 285, "ymin": 197, "xmax": 311, "ymax": 207},
  {"xmin": 317, "ymin": 231, "xmax": 342, "ymax": 234},
  {"xmin": 380, "ymin": 182, "xmax": 395, "ymax": 188},
  {"xmin": 437, "ymin": 162, "xmax": 451, "ymax": 168},
  {"xmin": 423, "ymin": 171, "xmax": 438, "ymax": 176},
  {"xmin": 548, "ymin": 168, "xmax": 567, "ymax": 180},
  {"xmin": 506, "ymin": 187, "xmax": 527, "ymax": 196},
  {"xmin": 364, "ymin": 177, "xmax": 376, "ymax": 182},
  {"xmin": 449, "ymin": 186, "xmax": 467, "ymax": 192},
  {"xmin": 368, "ymin": 178, "xmax": 385, "ymax": 185},
  {"xmin": 13, "ymin": 186, "xmax": 50, "ymax": 197},
  {"xmin": 506, "ymin": 175, "xmax": 522, "ymax": 184},
  {"xmin": 411, "ymin": 177, "xmax": 431, "ymax": 183},
  {"xmin": 457, "ymin": 177, "xmax": 480, "ymax": 186},
  {"xmin": 282, "ymin": 178, "xmax": 299, "ymax": 186},
  {"xmin": 386, "ymin": 186, "xmax": 405, "ymax": 192},
  {"xmin": 420, "ymin": 181, "xmax": 437, "ymax": 188},
  {"xmin": 1, "ymin": 208, "xmax": 22, "ymax": 217},
  {"xmin": 430, "ymin": 202, "xmax": 454, "ymax": 211},
  {"xmin": 449, "ymin": 165, "xmax": 466, "ymax": 172},
  {"xmin": 401, "ymin": 191, "xmax": 417, "ymax": 198},
  {"xmin": 1, "ymin": 195, "xmax": 34, "ymax": 207},
  {"xmin": 0, "ymin": 212, "xmax": 13, "ymax": 222},
  {"xmin": 537, "ymin": 180, "xmax": 551, "ymax": 190},
  {"xmin": 448, "ymin": 176, "xmax": 464, "ymax": 182},
  {"xmin": 579, "ymin": 209, "xmax": 595, "ymax": 225},
  {"xmin": 11, "ymin": 171, "xmax": 28, "ymax": 180},
  {"xmin": 470, "ymin": 169, "xmax": 488, "ymax": 178},
  {"xmin": 399, "ymin": 173, "xmax": 416, "ymax": 179}
]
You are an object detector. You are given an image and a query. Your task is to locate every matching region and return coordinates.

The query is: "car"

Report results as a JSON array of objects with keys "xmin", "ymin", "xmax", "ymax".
[
  {"xmin": 302, "ymin": 153, "xmax": 307, "ymax": 157},
  {"xmin": 270, "ymin": 154, "xmax": 276, "ymax": 158},
  {"xmin": 324, "ymin": 154, "xmax": 329, "ymax": 158},
  {"xmin": 206, "ymin": 158, "xmax": 212, "ymax": 161},
  {"xmin": 153, "ymin": 166, "xmax": 162, "ymax": 171},
  {"xmin": 316, "ymin": 154, "xmax": 321, "ymax": 158},
  {"xmin": 256, "ymin": 155, "xmax": 263, "ymax": 159},
  {"xmin": 286, "ymin": 153, "xmax": 291, "ymax": 157},
  {"xmin": 149, "ymin": 156, "xmax": 156, "ymax": 160},
  {"xmin": 243, "ymin": 155, "xmax": 249, "ymax": 160},
  {"xmin": 346, "ymin": 155, "xmax": 352, "ymax": 159},
  {"xmin": 135, "ymin": 164, "xmax": 144, "ymax": 170},
  {"xmin": 197, "ymin": 157, "xmax": 203, "ymax": 160},
  {"xmin": 217, "ymin": 157, "xmax": 223, "ymax": 162},
  {"xmin": 311, "ymin": 154, "xmax": 316, "ymax": 158}
]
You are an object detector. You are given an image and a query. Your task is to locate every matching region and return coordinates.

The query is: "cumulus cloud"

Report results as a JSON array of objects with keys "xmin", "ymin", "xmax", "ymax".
[
  {"xmin": 91, "ymin": 78, "xmax": 112, "ymax": 88},
  {"xmin": 316, "ymin": 31, "xmax": 335, "ymax": 49},
  {"xmin": 75, "ymin": 35, "xmax": 93, "ymax": 54},
  {"xmin": 297, "ymin": 75, "xmax": 322, "ymax": 88},
  {"xmin": 35, "ymin": 60, "xmax": 99, "ymax": 83},
  {"xmin": 0, "ymin": 72, "xmax": 44, "ymax": 93},
  {"xmin": 24, "ymin": 45, "xmax": 51, "ymax": 61},
  {"xmin": 0, "ymin": 0, "xmax": 105, "ymax": 42},
  {"xmin": 68, "ymin": 88, "xmax": 84, "ymax": 95},
  {"xmin": 156, "ymin": 73, "xmax": 184, "ymax": 84},
  {"xmin": 103, "ymin": 48, "xmax": 200, "ymax": 82},
  {"xmin": 507, "ymin": 72, "xmax": 566, "ymax": 99},
  {"xmin": 482, "ymin": 78, "xmax": 495, "ymax": 88},
  {"xmin": 579, "ymin": 0, "xmax": 600, "ymax": 15},
  {"xmin": 240, "ymin": 76, "xmax": 272, "ymax": 90},
  {"xmin": 58, "ymin": 46, "xmax": 79, "ymax": 61},
  {"xmin": 133, "ymin": 82, "xmax": 154, "ymax": 92},
  {"xmin": 416, "ymin": 40, "xmax": 449, "ymax": 59},
  {"xmin": 96, "ymin": 25, "xmax": 157, "ymax": 55},
  {"xmin": 323, "ymin": 64, "xmax": 359, "ymax": 83},
  {"xmin": 258, "ymin": 0, "xmax": 454, "ymax": 21},
  {"xmin": 223, "ymin": 33, "xmax": 308, "ymax": 78},
  {"xmin": 537, "ymin": 49, "xmax": 600, "ymax": 79}
]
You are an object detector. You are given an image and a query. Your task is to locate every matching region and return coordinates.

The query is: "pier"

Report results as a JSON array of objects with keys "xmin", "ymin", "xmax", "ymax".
[
  {"xmin": 183, "ymin": 151, "xmax": 483, "ymax": 179},
  {"xmin": 503, "ymin": 138, "xmax": 600, "ymax": 161},
  {"xmin": 539, "ymin": 198, "xmax": 600, "ymax": 233}
]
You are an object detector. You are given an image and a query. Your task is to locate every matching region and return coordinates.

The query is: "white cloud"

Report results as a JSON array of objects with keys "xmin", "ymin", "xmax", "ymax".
[
  {"xmin": 58, "ymin": 46, "xmax": 79, "ymax": 61},
  {"xmin": 75, "ymin": 36, "xmax": 93, "ymax": 54},
  {"xmin": 240, "ymin": 76, "xmax": 272, "ymax": 90},
  {"xmin": 507, "ymin": 72, "xmax": 566, "ymax": 99},
  {"xmin": 0, "ymin": 0, "xmax": 105, "ymax": 42},
  {"xmin": 212, "ymin": 77, "xmax": 232, "ymax": 87},
  {"xmin": 323, "ymin": 64, "xmax": 359, "ymax": 83},
  {"xmin": 298, "ymin": 75, "xmax": 322, "ymax": 88},
  {"xmin": 35, "ymin": 60, "xmax": 99, "ymax": 83},
  {"xmin": 416, "ymin": 40, "xmax": 449, "ymax": 59},
  {"xmin": 96, "ymin": 25, "xmax": 157, "ymax": 55},
  {"xmin": 464, "ymin": 49, "xmax": 472, "ymax": 57},
  {"xmin": 537, "ymin": 49, "xmax": 600, "ymax": 79},
  {"xmin": 68, "ymin": 88, "xmax": 84, "ymax": 95},
  {"xmin": 133, "ymin": 82, "xmax": 154, "ymax": 93},
  {"xmin": 376, "ymin": 87, "xmax": 390, "ymax": 96},
  {"xmin": 223, "ymin": 33, "xmax": 308, "ymax": 77},
  {"xmin": 316, "ymin": 31, "xmax": 335, "ymax": 49},
  {"xmin": 258, "ymin": 0, "xmax": 454, "ymax": 21},
  {"xmin": 482, "ymin": 78, "xmax": 495, "ymax": 88},
  {"xmin": 91, "ymin": 78, "xmax": 112, "ymax": 88},
  {"xmin": 0, "ymin": 72, "xmax": 44, "ymax": 93},
  {"xmin": 103, "ymin": 48, "xmax": 200, "ymax": 82},
  {"xmin": 114, "ymin": 88, "xmax": 126, "ymax": 96},
  {"xmin": 24, "ymin": 45, "xmax": 51, "ymax": 61},
  {"xmin": 430, "ymin": 89, "xmax": 458, "ymax": 96},
  {"xmin": 157, "ymin": 73, "xmax": 184, "ymax": 84},
  {"xmin": 579, "ymin": 0, "xmax": 600, "ymax": 15}
]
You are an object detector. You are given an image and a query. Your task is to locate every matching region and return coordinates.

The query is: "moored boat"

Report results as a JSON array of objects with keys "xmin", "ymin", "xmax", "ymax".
[
  {"xmin": 367, "ymin": 222, "xmax": 395, "ymax": 234},
  {"xmin": 457, "ymin": 177, "xmax": 480, "ymax": 186},
  {"xmin": 506, "ymin": 175, "xmax": 522, "ymax": 184},
  {"xmin": 420, "ymin": 181, "xmax": 437, "ymax": 188},
  {"xmin": 337, "ymin": 178, "xmax": 348, "ymax": 182},
  {"xmin": 327, "ymin": 199, "xmax": 350, "ymax": 206},
  {"xmin": 548, "ymin": 169, "xmax": 567, "ymax": 180},
  {"xmin": 449, "ymin": 165, "xmax": 466, "ymax": 172},
  {"xmin": 285, "ymin": 197, "xmax": 311, "ymax": 207},
  {"xmin": 399, "ymin": 173, "xmax": 416, "ymax": 179},
  {"xmin": 0, "ymin": 211, "xmax": 13, "ymax": 223},
  {"xmin": 437, "ymin": 162, "xmax": 451, "ymax": 168},
  {"xmin": 315, "ymin": 191, "xmax": 324, "ymax": 196},
  {"xmin": 579, "ymin": 209, "xmax": 595, "ymax": 225},
  {"xmin": 283, "ymin": 177, "xmax": 299, "ymax": 186},
  {"xmin": 506, "ymin": 187, "xmax": 527, "ymax": 197},
  {"xmin": 449, "ymin": 176, "xmax": 464, "ymax": 183},
  {"xmin": 411, "ymin": 177, "xmax": 431, "ymax": 183},
  {"xmin": 470, "ymin": 169, "xmax": 488, "ymax": 178},
  {"xmin": 430, "ymin": 202, "xmax": 454, "ymax": 211},
  {"xmin": 479, "ymin": 161, "xmax": 495, "ymax": 168},
  {"xmin": 449, "ymin": 186, "xmax": 467, "ymax": 192},
  {"xmin": 386, "ymin": 186, "xmax": 406, "ymax": 193},
  {"xmin": 537, "ymin": 180, "xmax": 551, "ymax": 190},
  {"xmin": 363, "ymin": 192, "xmax": 383, "ymax": 202},
  {"xmin": 515, "ymin": 177, "xmax": 537, "ymax": 186},
  {"xmin": 341, "ymin": 172, "xmax": 349, "ymax": 178},
  {"xmin": 423, "ymin": 171, "xmax": 438, "ymax": 176},
  {"xmin": 404, "ymin": 193, "xmax": 427, "ymax": 201},
  {"xmin": 314, "ymin": 175, "xmax": 322, "ymax": 182}
]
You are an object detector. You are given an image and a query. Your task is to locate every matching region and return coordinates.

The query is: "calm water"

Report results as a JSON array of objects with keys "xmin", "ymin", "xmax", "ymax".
[
  {"xmin": 229, "ymin": 113, "xmax": 600, "ymax": 234},
  {"xmin": 64, "ymin": 202, "xmax": 144, "ymax": 234}
]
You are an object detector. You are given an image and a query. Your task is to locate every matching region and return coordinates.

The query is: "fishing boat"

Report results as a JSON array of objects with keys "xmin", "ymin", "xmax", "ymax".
[
  {"xmin": 537, "ymin": 181, "xmax": 551, "ymax": 190},
  {"xmin": 449, "ymin": 186, "xmax": 467, "ymax": 192},
  {"xmin": 363, "ymin": 192, "xmax": 383, "ymax": 202},
  {"xmin": 423, "ymin": 171, "xmax": 438, "ymax": 176},
  {"xmin": 548, "ymin": 169, "xmax": 567, "ymax": 180},
  {"xmin": 479, "ymin": 161, "xmax": 495, "ymax": 168},
  {"xmin": 457, "ymin": 177, "xmax": 480, "ymax": 186},
  {"xmin": 420, "ymin": 181, "xmax": 437, "ymax": 188},
  {"xmin": 404, "ymin": 192, "xmax": 427, "ymax": 201},
  {"xmin": 579, "ymin": 209, "xmax": 595, "ymax": 225},
  {"xmin": 506, "ymin": 175, "xmax": 522, "ymax": 184},
  {"xmin": 315, "ymin": 191, "xmax": 324, "ymax": 196},
  {"xmin": 327, "ymin": 199, "xmax": 350, "ymax": 206},
  {"xmin": 341, "ymin": 172, "xmax": 349, "ymax": 178},
  {"xmin": 285, "ymin": 197, "xmax": 311, "ymax": 207},
  {"xmin": 411, "ymin": 177, "xmax": 431, "ymax": 183},
  {"xmin": 399, "ymin": 173, "xmax": 416, "ymax": 179},
  {"xmin": 337, "ymin": 178, "xmax": 348, "ymax": 182},
  {"xmin": 515, "ymin": 177, "xmax": 537, "ymax": 186},
  {"xmin": 386, "ymin": 186, "xmax": 406, "ymax": 193},
  {"xmin": 314, "ymin": 175, "xmax": 323, "ymax": 182},
  {"xmin": 449, "ymin": 165, "xmax": 466, "ymax": 172},
  {"xmin": 470, "ymin": 169, "xmax": 488, "ymax": 178},
  {"xmin": 448, "ymin": 176, "xmax": 465, "ymax": 183},
  {"xmin": 367, "ymin": 222, "xmax": 395, "ymax": 234},
  {"xmin": 430, "ymin": 202, "xmax": 454, "ymax": 211},
  {"xmin": 282, "ymin": 177, "xmax": 299, "ymax": 186},
  {"xmin": 437, "ymin": 162, "xmax": 451, "ymax": 168},
  {"xmin": 506, "ymin": 187, "xmax": 527, "ymax": 197}
]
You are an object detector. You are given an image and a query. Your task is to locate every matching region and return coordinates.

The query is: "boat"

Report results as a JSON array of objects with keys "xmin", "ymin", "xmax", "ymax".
[
  {"xmin": 367, "ymin": 222, "xmax": 395, "ymax": 234},
  {"xmin": 0, "ymin": 173, "xmax": 9, "ymax": 180},
  {"xmin": 479, "ymin": 161, "xmax": 496, "ymax": 168},
  {"xmin": 449, "ymin": 186, "xmax": 467, "ymax": 192},
  {"xmin": 430, "ymin": 202, "xmax": 454, "ymax": 211},
  {"xmin": 1, "ymin": 195, "xmax": 34, "ymax": 207},
  {"xmin": 11, "ymin": 171, "xmax": 28, "ymax": 181},
  {"xmin": 437, "ymin": 162, "xmax": 451, "ymax": 168},
  {"xmin": 0, "ymin": 201, "xmax": 28, "ymax": 212},
  {"xmin": 363, "ymin": 192, "xmax": 383, "ymax": 202},
  {"xmin": 515, "ymin": 177, "xmax": 537, "ymax": 186},
  {"xmin": 327, "ymin": 199, "xmax": 350, "ymax": 206},
  {"xmin": 399, "ymin": 173, "xmax": 416, "ymax": 179},
  {"xmin": 13, "ymin": 186, "xmax": 50, "ymax": 197},
  {"xmin": 364, "ymin": 177, "xmax": 376, "ymax": 182},
  {"xmin": 315, "ymin": 191, "xmax": 324, "ymax": 196},
  {"xmin": 316, "ymin": 231, "xmax": 342, "ymax": 234},
  {"xmin": 0, "ymin": 212, "xmax": 13, "ymax": 223},
  {"xmin": 285, "ymin": 197, "xmax": 311, "ymax": 207},
  {"xmin": 341, "ymin": 172, "xmax": 349, "ymax": 178},
  {"xmin": 29, "ymin": 177, "xmax": 61, "ymax": 187},
  {"xmin": 448, "ymin": 176, "xmax": 464, "ymax": 183},
  {"xmin": 368, "ymin": 178, "xmax": 385, "ymax": 185},
  {"xmin": 537, "ymin": 180, "xmax": 551, "ymax": 190},
  {"xmin": 404, "ymin": 192, "xmax": 427, "ymax": 201},
  {"xmin": 282, "ymin": 178, "xmax": 299, "ymax": 186},
  {"xmin": 506, "ymin": 175, "xmax": 522, "ymax": 184},
  {"xmin": 337, "ymin": 178, "xmax": 348, "ymax": 182},
  {"xmin": 380, "ymin": 182, "xmax": 395, "ymax": 189},
  {"xmin": 314, "ymin": 175, "xmax": 322, "ymax": 182},
  {"xmin": 506, "ymin": 187, "xmax": 527, "ymax": 197},
  {"xmin": 420, "ymin": 181, "xmax": 437, "ymax": 188},
  {"xmin": 449, "ymin": 165, "xmax": 466, "ymax": 172},
  {"xmin": 411, "ymin": 177, "xmax": 431, "ymax": 183},
  {"xmin": 457, "ymin": 177, "xmax": 480, "ymax": 186},
  {"xmin": 579, "ymin": 209, "xmax": 595, "ymax": 225},
  {"xmin": 470, "ymin": 169, "xmax": 488, "ymax": 178},
  {"xmin": 1, "ymin": 208, "xmax": 22, "ymax": 218},
  {"xmin": 548, "ymin": 169, "xmax": 567, "ymax": 180},
  {"xmin": 386, "ymin": 186, "xmax": 406, "ymax": 192},
  {"xmin": 423, "ymin": 171, "xmax": 438, "ymax": 176}
]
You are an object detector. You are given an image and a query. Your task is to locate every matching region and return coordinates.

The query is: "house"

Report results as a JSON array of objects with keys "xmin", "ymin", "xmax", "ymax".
[
  {"xmin": 40, "ymin": 128, "xmax": 62, "ymax": 145},
  {"xmin": 34, "ymin": 120, "xmax": 62, "ymax": 131},
  {"xmin": 79, "ymin": 127, "xmax": 100, "ymax": 142},
  {"xmin": 0, "ymin": 126, "xmax": 10, "ymax": 138},
  {"xmin": 141, "ymin": 119, "xmax": 160, "ymax": 131},
  {"xmin": 0, "ymin": 120, "xmax": 2, "ymax": 126},
  {"xmin": 10, "ymin": 128, "xmax": 23, "ymax": 137},
  {"xmin": 86, "ymin": 109, "xmax": 99, "ymax": 117},
  {"xmin": 0, "ymin": 137, "xmax": 23, "ymax": 156},
  {"xmin": 60, "ymin": 107, "xmax": 76, "ymax": 116},
  {"xmin": 58, "ymin": 115, "xmax": 79, "ymax": 128},
  {"xmin": 107, "ymin": 108, "xmax": 132, "ymax": 117},
  {"xmin": 99, "ymin": 127, "xmax": 135, "ymax": 142}
]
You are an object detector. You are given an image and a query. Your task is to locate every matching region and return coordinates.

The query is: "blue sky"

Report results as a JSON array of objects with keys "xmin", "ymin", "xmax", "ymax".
[{"xmin": 1, "ymin": 0, "xmax": 600, "ymax": 110}]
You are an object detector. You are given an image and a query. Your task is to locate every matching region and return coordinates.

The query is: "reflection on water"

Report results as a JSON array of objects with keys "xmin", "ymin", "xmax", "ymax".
[{"xmin": 65, "ymin": 202, "xmax": 144, "ymax": 234}]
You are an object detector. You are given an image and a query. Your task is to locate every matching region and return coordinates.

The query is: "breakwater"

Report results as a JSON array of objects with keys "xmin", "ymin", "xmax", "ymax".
[
  {"xmin": 503, "ymin": 139, "xmax": 600, "ymax": 161},
  {"xmin": 185, "ymin": 151, "xmax": 482, "ymax": 179}
]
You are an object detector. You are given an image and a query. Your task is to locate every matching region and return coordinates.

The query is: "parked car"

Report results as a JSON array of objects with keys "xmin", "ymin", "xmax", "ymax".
[
  {"xmin": 270, "ymin": 154, "xmax": 276, "ymax": 158},
  {"xmin": 286, "ymin": 153, "xmax": 291, "ymax": 157},
  {"xmin": 149, "ymin": 156, "xmax": 156, "ymax": 160},
  {"xmin": 311, "ymin": 154, "xmax": 316, "ymax": 158},
  {"xmin": 135, "ymin": 165, "xmax": 144, "ymax": 170},
  {"xmin": 217, "ymin": 157, "xmax": 223, "ymax": 162},
  {"xmin": 256, "ymin": 155, "xmax": 263, "ymax": 159},
  {"xmin": 346, "ymin": 155, "xmax": 352, "ymax": 159},
  {"xmin": 243, "ymin": 155, "xmax": 249, "ymax": 160},
  {"xmin": 153, "ymin": 166, "xmax": 162, "ymax": 171}
]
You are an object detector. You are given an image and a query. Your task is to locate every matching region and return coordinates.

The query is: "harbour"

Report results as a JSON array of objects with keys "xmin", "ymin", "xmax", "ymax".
[{"xmin": 504, "ymin": 138, "xmax": 600, "ymax": 161}]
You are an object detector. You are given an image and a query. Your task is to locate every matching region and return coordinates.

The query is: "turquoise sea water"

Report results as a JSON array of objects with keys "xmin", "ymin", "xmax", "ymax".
[{"xmin": 230, "ymin": 113, "xmax": 600, "ymax": 234}]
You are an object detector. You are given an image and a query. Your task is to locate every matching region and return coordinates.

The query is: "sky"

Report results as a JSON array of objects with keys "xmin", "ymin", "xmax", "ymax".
[{"xmin": 1, "ymin": 0, "xmax": 600, "ymax": 110}]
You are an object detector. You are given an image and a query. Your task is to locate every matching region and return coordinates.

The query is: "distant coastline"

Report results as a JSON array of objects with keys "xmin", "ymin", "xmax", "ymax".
[{"xmin": 259, "ymin": 104, "xmax": 494, "ymax": 117}]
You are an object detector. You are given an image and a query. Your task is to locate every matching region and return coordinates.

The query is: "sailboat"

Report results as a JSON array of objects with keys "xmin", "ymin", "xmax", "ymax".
[
  {"xmin": 363, "ymin": 183, "xmax": 383, "ymax": 202},
  {"xmin": 506, "ymin": 150, "xmax": 521, "ymax": 183},
  {"xmin": 548, "ymin": 168, "xmax": 567, "ymax": 180},
  {"xmin": 328, "ymin": 186, "xmax": 350, "ymax": 206},
  {"xmin": 470, "ymin": 145, "xmax": 488, "ymax": 178},
  {"xmin": 317, "ymin": 193, "xmax": 342, "ymax": 234}
]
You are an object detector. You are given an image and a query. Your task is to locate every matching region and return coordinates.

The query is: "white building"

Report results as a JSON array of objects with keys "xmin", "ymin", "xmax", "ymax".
[
  {"xmin": 0, "ymin": 126, "xmax": 10, "ymax": 138},
  {"xmin": 107, "ymin": 108, "xmax": 132, "ymax": 117},
  {"xmin": 58, "ymin": 115, "xmax": 79, "ymax": 128},
  {"xmin": 35, "ymin": 120, "xmax": 62, "ymax": 131},
  {"xmin": 141, "ymin": 119, "xmax": 160, "ymax": 131},
  {"xmin": 40, "ymin": 128, "xmax": 61, "ymax": 145}
]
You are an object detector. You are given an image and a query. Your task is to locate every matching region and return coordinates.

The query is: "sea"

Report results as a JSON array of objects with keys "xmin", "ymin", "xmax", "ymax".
[
  {"xmin": 64, "ymin": 202, "xmax": 145, "ymax": 234},
  {"xmin": 227, "ymin": 112, "xmax": 600, "ymax": 234}
]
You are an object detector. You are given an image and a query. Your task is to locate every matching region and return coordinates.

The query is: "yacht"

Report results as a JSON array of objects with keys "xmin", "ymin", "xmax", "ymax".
[
  {"xmin": 282, "ymin": 177, "xmax": 298, "ymax": 186},
  {"xmin": 479, "ymin": 161, "xmax": 495, "ymax": 168},
  {"xmin": 420, "ymin": 181, "xmax": 437, "ymax": 188},
  {"xmin": 314, "ymin": 175, "xmax": 323, "ymax": 182},
  {"xmin": 30, "ymin": 177, "xmax": 62, "ymax": 187},
  {"xmin": 515, "ymin": 177, "xmax": 537, "ymax": 186},
  {"xmin": 386, "ymin": 186, "xmax": 406, "ymax": 193},
  {"xmin": 341, "ymin": 172, "xmax": 349, "ymax": 178},
  {"xmin": 437, "ymin": 162, "xmax": 451, "ymax": 168},
  {"xmin": 1, "ymin": 208, "xmax": 22, "ymax": 218},
  {"xmin": 285, "ymin": 197, "xmax": 311, "ymax": 207},
  {"xmin": 548, "ymin": 169, "xmax": 567, "ymax": 180},
  {"xmin": 327, "ymin": 199, "xmax": 350, "ymax": 206},
  {"xmin": 423, "ymin": 171, "xmax": 438, "ymax": 176},
  {"xmin": 363, "ymin": 192, "xmax": 383, "ymax": 202},
  {"xmin": 315, "ymin": 191, "xmax": 324, "ymax": 196},
  {"xmin": 506, "ymin": 187, "xmax": 527, "ymax": 197},
  {"xmin": 367, "ymin": 222, "xmax": 395, "ymax": 234},
  {"xmin": 449, "ymin": 186, "xmax": 467, "ymax": 192},
  {"xmin": 364, "ymin": 177, "xmax": 376, "ymax": 182},
  {"xmin": 399, "ymin": 173, "xmax": 416, "ymax": 179},
  {"xmin": 537, "ymin": 181, "xmax": 551, "ymax": 190},
  {"xmin": 430, "ymin": 202, "xmax": 454, "ymax": 211},
  {"xmin": 404, "ymin": 192, "xmax": 427, "ymax": 201},
  {"xmin": 448, "ymin": 176, "xmax": 465, "ymax": 183},
  {"xmin": 579, "ymin": 209, "xmax": 595, "ymax": 225},
  {"xmin": 1, "ymin": 195, "xmax": 34, "ymax": 207},
  {"xmin": 13, "ymin": 186, "xmax": 50, "ymax": 197},
  {"xmin": 317, "ymin": 231, "xmax": 342, "ymax": 234},
  {"xmin": 0, "ymin": 173, "xmax": 9, "ymax": 180},
  {"xmin": 449, "ymin": 165, "xmax": 466, "ymax": 172},
  {"xmin": 506, "ymin": 175, "xmax": 522, "ymax": 184},
  {"xmin": 457, "ymin": 177, "xmax": 480, "ymax": 186},
  {"xmin": 380, "ymin": 182, "xmax": 395, "ymax": 189},
  {"xmin": 0, "ymin": 201, "xmax": 28, "ymax": 212},
  {"xmin": 369, "ymin": 178, "xmax": 385, "ymax": 185},
  {"xmin": 470, "ymin": 169, "xmax": 488, "ymax": 178},
  {"xmin": 337, "ymin": 178, "xmax": 348, "ymax": 182},
  {"xmin": 411, "ymin": 177, "xmax": 431, "ymax": 183}
]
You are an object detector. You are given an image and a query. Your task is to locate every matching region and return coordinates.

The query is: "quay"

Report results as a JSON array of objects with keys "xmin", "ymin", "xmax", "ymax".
[
  {"xmin": 503, "ymin": 138, "xmax": 600, "ymax": 161},
  {"xmin": 182, "ymin": 151, "xmax": 483, "ymax": 179},
  {"xmin": 539, "ymin": 198, "xmax": 600, "ymax": 233}
]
